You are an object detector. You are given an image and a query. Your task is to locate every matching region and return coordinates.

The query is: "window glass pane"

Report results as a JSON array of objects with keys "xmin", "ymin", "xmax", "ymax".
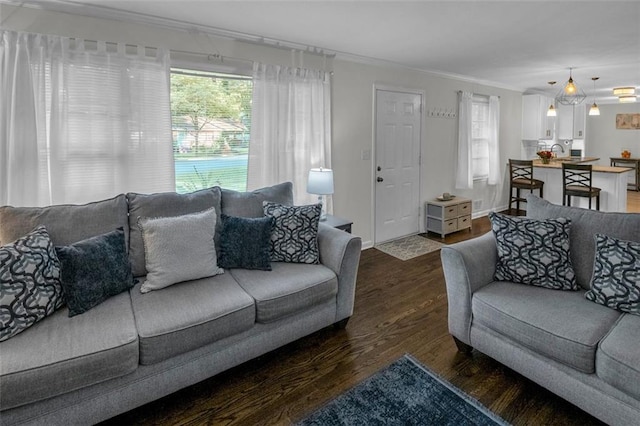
[{"xmin": 170, "ymin": 69, "xmax": 252, "ymax": 193}]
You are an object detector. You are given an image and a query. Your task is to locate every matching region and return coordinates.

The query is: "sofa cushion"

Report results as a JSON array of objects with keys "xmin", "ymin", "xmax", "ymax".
[
  {"xmin": 219, "ymin": 214, "xmax": 273, "ymax": 270},
  {"xmin": 137, "ymin": 208, "xmax": 223, "ymax": 293},
  {"xmin": 263, "ymin": 202, "xmax": 322, "ymax": 264},
  {"xmin": 230, "ymin": 262, "xmax": 337, "ymax": 323},
  {"xmin": 0, "ymin": 194, "xmax": 129, "ymax": 247},
  {"xmin": 0, "ymin": 226, "xmax": 63, "ymax": 341},
  {"xmin": 127, "ymin": 187, "xmax": 222, "ymax": 277},
  {"xmin": 526, "ymin": 194, "xmax": 640, "ymax": 289},
  {"xmin": 0, "ymin": 291, "xmax": 138, "ymax": 410},
  {"xmin": 585, "ymin": 234, "xmax": 640, "ymax": 315},
  {"xmin": 488, "ymin": 212, "xmax": 577, "ymax": 290},
  {"xmin": 221, "ymin": 182, "xmax": 293, "ymax": 218},
  {"xmin": 472, "ymin": 281, "xmax": 621, "ymax": 373},
  {"xmin": 596, "ymin": 314, "xmax": 640, "ymax": 400},
  {"xmin": 56, "ymin": 227, "xmax": 135, "ymax": 316},
  {"xmin": 130, "ymin": 274, "xmax": 255, "ymax": 365}
]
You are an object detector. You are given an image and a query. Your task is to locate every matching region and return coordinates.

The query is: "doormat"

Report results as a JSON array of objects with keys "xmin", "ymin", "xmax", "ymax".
[
  {"xmin": 296, "ymin": 354, "xmax": 509, "ymax": 426},
  {"xmin": 375, "ymin": 234, "xmax": 444, "ymax": 261}
]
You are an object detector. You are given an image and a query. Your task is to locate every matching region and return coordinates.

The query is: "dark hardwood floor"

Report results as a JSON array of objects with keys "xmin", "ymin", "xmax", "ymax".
[{"xmin": 103, "ymin": 216, "xmax": 603, "ymax": 426}]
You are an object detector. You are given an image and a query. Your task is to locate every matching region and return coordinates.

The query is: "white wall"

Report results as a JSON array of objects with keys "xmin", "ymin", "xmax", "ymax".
[
  {"xmin": 2, "ymin": 4, "xmax": 523, "ymax": 248},
  {"xmin": 586, "ymin": 103, "xmax": 640, "ymax": 166}
]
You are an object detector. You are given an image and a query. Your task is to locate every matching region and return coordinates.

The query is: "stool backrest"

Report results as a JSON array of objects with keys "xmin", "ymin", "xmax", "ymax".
[
  {"xmin": 563, "ymin": 163, "xmax": 594, "ymax": 189},
  {"xmin": 509, "ymin": 159, "xmax": 534, "ymax": 181}
]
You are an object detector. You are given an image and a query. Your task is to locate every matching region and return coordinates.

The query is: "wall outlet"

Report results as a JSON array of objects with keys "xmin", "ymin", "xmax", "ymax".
[{"xmin": 473, "ymin": 199, "xmax": 482, "ymax": 210}]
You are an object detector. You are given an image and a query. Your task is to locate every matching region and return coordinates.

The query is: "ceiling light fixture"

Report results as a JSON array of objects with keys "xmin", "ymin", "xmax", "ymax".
[
  {"xmin": 555, "ymin": 68, "xmax": 587, "ymax": 105},
  {"xmin": 619, "ymin": 95, "xmax": 637, "ymax": 103},
  {"xmin": 613, "ymin": 87, "xmax": 636, "ymax": 96},
  {"xmin": 588, "ymin": 77, "xmax": 600, "ymax": 116},
  {"xmin": 546, "ymin": 81, "xmax": 557, "ymax": 116}
]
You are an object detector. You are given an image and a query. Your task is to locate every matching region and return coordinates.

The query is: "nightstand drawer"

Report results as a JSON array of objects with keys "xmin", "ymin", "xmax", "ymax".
[
  {"xmin": 444, "ymin": 219, "xmax": 458, "ymax": 233},
  {"xmin": 458, "ymin": 202, "xmax": 471, "ymax": 216},
  {"xmin": 457, "ymin": 215, "xmax": 471, "ymax": 230}
]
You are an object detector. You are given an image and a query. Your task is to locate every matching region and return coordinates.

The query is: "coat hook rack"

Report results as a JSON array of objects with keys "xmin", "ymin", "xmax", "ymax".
[{"xmin": 427, "ymin": 107, "xmax": 457, "ymax": 119}]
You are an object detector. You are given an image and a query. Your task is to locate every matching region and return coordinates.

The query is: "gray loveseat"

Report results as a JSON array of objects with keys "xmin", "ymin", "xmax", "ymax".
[
  {"xmin": 0, "ymin": 182, "xmax": 362, "ymax": 425},
  {"xmin": 441, "ymin": 194, "xmax": 640, "ymax": 425}
]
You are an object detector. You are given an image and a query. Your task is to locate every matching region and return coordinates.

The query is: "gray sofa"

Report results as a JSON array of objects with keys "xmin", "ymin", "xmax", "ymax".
[
  {"xmin": 0, "ymin": 182, "xmax": 362, "ymax": 426},
  {"xmin": 441, "ymin": 194, "xmax": 640, "ymax": 425}
]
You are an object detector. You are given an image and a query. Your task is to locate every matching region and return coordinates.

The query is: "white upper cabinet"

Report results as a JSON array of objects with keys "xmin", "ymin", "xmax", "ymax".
[
  {"xmin": 557, "ymin": 103, "xmax": 586, "ymax": 140},
  {"xmin": 522, "ymin": 95, "xmax": 555, "ymax": 140}
]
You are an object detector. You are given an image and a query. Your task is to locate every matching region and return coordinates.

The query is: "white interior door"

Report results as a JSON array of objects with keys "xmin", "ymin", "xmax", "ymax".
[{"xmin": 374, "ymin": 89, "xmax": 422, "ymax": 243}]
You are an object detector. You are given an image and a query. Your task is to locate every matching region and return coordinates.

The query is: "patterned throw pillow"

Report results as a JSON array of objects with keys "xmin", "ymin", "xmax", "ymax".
[
  {"xmin": 263, "ymin": 202, "xmax": 322, "ymax": 264},
  {"xmin": 489, "ymin": 212, "xmax": 577, "ymax": 290},
  {"xmin": 56, "ymin": 227, "xmax": 135, "ymax": 317},
  {"xmin": 219, "ymin": 215, "xmax": 274, "ymax": 270},
  {"xmin": 585, "ymin": 234, "xmax": 640, "ymax": 315},
  {"xmin": 0, "ymin": 226, "xmax": 63, "ymax": 342}
]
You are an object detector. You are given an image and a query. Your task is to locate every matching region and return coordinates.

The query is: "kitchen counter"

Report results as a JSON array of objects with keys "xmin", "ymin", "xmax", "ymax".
[
  {"xmin": 533, "ymin": 157, "xmax": 632, "ymax": 174},
  {"xmin": 531, "ymin": 159, "xmax": 633, "ymax": 212}
]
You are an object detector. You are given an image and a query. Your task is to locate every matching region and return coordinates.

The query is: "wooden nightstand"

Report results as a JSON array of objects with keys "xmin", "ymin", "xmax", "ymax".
[{"xmin": 323, "ymin": 215, "xmax": 353, "ymax": 233}]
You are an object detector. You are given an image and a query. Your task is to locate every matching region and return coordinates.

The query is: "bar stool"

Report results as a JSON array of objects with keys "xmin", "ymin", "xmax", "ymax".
[
  {"xmin": 509, "ymin": 159, "xmax": 544, "ymax": 215},
  {"xmin": 562, "ymin": 163, "xmax": 601, "ymax": 210}
]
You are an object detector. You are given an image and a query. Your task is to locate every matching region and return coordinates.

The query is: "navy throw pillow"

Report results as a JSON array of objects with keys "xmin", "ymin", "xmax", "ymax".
[
  {"xmin": 219, "ymin": 214, "xmax": 273, "ymax": 270},
  {"xmin": 56, "ymin": 227, "xmax": 134, "ymax": 317}
]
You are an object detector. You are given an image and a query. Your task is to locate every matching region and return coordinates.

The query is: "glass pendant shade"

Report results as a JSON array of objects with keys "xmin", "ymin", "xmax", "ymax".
[
  {"xmin": 547, "ymin": 104, "xmax": 557, "ymax": 117},
  {"xmin": 589, "ymin": 103, "xmax": 600, "ymax": 116},
  {"xmin": 555, "ymin": 69, "xmax": 586, "ymax": 105}
]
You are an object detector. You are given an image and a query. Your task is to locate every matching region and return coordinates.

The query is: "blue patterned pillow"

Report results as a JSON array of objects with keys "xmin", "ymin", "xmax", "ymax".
[
  {"xmin": 219, "ymin": 214, "xmax": 273, "ymax": 270},
  {"xmin": 56, "ymin": 227, "xmax": 135, "ymax": 317},
  {"xmin": 585, "ymin": 234, "xmax": 640, "ymax": 315},
  {"xmin": 489, "ymin": 212, "xmax": 577, "ymax": 290},
  {"xmin": 263, "ymin": 202, "xmax": 321, "ymax": 264},
  {"xmin": 0, "ymin": 226, "xmax": 63, "ymax": 342}
]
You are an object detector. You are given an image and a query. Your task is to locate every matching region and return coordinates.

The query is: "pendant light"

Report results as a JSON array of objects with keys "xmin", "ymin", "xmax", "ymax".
[
  {"xmin": 588, "ymin": 77, "xmax": 600, "ymax": 116},
  {"xmin": 546, "ymin": 81, "xmax": 557, "ymax": 117},
  {"xmin": 555, "ymin": 68, "xmax": 587, "ymax": 105}
]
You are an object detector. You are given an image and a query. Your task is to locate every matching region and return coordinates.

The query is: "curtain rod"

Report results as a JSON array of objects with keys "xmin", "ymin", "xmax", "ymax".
[{"xmin": 458, "ymin": 90, "xmax": 500, "ymax": 99}]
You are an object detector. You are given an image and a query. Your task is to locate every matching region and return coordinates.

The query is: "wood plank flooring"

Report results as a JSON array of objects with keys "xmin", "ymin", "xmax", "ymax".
[{"xmin": 102, "ymin": 210, "xmax": 612, "ymax": 426}]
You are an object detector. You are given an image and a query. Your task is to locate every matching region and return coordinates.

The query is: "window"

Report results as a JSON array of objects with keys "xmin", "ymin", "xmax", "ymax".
[
  {"xmin": 170, "ymin": 69, "xmax": 252, "ymax": 193},
  {"xmin": 471, "ymin": 95, "xmax": 490, "ymax": 180}
]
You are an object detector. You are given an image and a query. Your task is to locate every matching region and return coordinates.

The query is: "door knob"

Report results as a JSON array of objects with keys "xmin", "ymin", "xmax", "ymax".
[{"xmin": 377, "ymin": 177, "xmax": 384, "ymax": 182}]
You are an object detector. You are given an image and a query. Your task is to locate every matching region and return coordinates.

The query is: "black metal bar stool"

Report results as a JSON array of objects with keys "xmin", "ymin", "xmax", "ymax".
[
  {"xmin": 562, "ymin": 163, "xmax": 601, "ymax": 210},
  {"xmin": 509, "ymin": 159, "xmax": 544, "ymax": 215}
]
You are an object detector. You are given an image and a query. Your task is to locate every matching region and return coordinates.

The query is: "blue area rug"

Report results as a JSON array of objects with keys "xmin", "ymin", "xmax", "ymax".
[{"xmin": 297, "ymin": 354, "xmax": 509, "ymax": 426}]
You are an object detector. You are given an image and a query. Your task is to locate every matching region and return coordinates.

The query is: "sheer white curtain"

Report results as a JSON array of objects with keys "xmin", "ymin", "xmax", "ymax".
[
  {"xmin": 248, "ymin": 62, "xmax": 332, "ymax": 207},
  {"xmin": 487, "ymin": 95, "xmax": 501, "ymax": 185},
  {"xmin": 455, "ymin": 91, "xmax": 474, "ymax": 189},
  {"xmin": 0, "ymin": 31, "xmax": 174, "ymax": 207}
]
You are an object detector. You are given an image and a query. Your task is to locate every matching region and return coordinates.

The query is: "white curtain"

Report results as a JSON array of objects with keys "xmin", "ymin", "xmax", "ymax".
[
  {"xmin": 248, "ymin": 62, "xmax": 332, "ymax": 207},
  {"xmin": 455, "ymin": 91, "xmax": 473, "ymax": 189},
  {"xmin": 487, "ymin": 95, "xmax": 501, "ymax": 185},
  {"xmin": 0, "ymin": 31, "xmax": 174, "ymax": 207}
]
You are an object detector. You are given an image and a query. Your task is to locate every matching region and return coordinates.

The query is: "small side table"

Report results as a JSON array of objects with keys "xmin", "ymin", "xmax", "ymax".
[
  {"xmin": 323, "ymin": 215, "xmax": 353, "ymax": 233},
  {"xmin": 425, "ymin": 196, "xmax": 472, "ymax": 239},
  {"xmin": 610, "ymin": 157, "xmax": 640, "ymax": 191}
]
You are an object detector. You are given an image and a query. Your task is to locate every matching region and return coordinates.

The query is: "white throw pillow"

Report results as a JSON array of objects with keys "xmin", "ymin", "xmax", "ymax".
[{"xmin": 138, "ymin": 208, "xmax": 223, "ymax": 293}]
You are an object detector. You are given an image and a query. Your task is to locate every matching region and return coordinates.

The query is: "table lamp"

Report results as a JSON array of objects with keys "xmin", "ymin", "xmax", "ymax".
[{"xmin": 307, "ymin": 167, "xmax": 334, "ymax": 220}]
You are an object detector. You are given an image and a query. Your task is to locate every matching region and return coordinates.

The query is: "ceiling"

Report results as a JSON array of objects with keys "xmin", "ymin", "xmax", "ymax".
[{"xmin": 8, "ymin": 1, "xmax": 640, "ymax": 103}]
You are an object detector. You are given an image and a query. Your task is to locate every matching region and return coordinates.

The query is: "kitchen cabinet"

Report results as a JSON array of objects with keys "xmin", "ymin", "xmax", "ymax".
[
  {"xmin": 557, "ymin": 103, "xmax": 586, "ymax": 140},
  {"xmin": 522, "ymin": 95, "xmax": 554, "ymax": 140}
]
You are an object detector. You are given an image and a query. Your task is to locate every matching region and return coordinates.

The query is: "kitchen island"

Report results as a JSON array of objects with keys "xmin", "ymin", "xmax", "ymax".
[{"xmin": 532, "ymin": 157, "xmax": 632, "ymax": 212}]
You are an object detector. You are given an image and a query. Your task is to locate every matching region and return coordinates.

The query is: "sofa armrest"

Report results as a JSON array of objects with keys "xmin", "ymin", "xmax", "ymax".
[
  {"xmin": 440, "ymin": 231, "xmax": 497, "ymax": 345},
  {"xmin": 317, "ymin": 223, "xmax": 362, "ymax": 322}
]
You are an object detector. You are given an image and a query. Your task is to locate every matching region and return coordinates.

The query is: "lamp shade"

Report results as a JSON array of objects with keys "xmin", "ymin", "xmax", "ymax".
[{"xmin": 307, "ymin": 168, "xmax": 334, "ymax": 195}]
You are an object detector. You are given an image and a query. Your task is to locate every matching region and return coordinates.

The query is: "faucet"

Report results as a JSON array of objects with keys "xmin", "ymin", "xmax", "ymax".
[{"xmin": 550, "ymin": 143, "xmax": 565, "ymax": 155}]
